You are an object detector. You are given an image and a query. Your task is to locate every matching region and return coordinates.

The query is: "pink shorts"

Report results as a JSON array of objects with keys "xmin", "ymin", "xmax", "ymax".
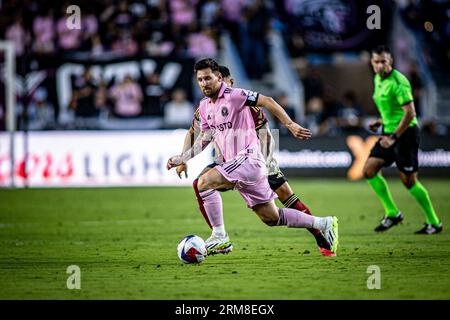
[{"xmin": 216, "ymin": 150, "xmax": 278, "ymax": 208}]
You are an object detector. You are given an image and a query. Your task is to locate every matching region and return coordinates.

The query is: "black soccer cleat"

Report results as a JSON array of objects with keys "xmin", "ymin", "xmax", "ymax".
[
  {"xmin": 374, "ymin": 212, "xmax": 404, "ymax": 232},
  {"xmin": 414, "ymin": 223, "xmax": 443, "ymax": 235},
  {"xmin": 314, "ymin": 232, "xmax": 329, "ymax": 249},
  {"xmin": 314, "ymin": 232, "xmax": 336, "ymax": 257}
]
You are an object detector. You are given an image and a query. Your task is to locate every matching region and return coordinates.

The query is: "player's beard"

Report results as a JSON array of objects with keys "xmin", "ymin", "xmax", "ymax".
[{"xmin": 203, "ymin": 86, "xmax": 219, "ymax": 98}]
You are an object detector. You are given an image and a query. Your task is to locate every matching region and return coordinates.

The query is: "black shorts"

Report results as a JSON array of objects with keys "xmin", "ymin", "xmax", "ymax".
[
  {"xmin": 369, "ymin": 126, "xmax": 420, "ymax": 174},
  {"xmin": 198, "ymin": 163, "xmax": 288, "ymax": 192},
  {"xmin": 268, "ymin": 169, "xmax": 288, "ymax": 191}
]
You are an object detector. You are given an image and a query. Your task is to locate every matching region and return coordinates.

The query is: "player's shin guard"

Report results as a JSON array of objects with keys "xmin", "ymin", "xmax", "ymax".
[
  {"xmin": 276, "ymin": 208, "xmax": 315, "ymax": 228},
  {"xmin": 193, "ymin": 178, "xmax": 224, "ymax": 230},
  {"xmin": 282, "ymin": 194, "xmax": 321, "ymax": 236}
]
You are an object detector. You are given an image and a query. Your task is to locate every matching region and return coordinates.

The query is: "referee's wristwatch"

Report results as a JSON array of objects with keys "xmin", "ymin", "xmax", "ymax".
[{"xmin": 390, "ymin": 133, "xmax": 399, "ymax": 141}]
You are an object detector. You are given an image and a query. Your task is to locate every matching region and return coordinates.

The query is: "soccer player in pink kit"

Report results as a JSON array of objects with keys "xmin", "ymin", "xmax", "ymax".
[
  {"xmin": 167, "ymin": 58, "xmax": 339, "ymax": 255},
  {"xmin": 177, "ymin": 66, "xmax": 335, "ymax": 257}
]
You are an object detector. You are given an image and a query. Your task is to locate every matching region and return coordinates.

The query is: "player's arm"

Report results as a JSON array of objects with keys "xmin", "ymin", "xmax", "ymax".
[
  {"xmin": 183, "ymin": 127, "xmax": 196, "ymax": 151},
  {"xmin": 257, "ymin": 94, "xmax": 311, "ymax": 140},
  {"xmin": 175, "ymin": 127, "xmax": 195, "ymax": 178},
  {"xmin": 182, "ymin": 119, "xmax": 202, "ymax": 153},
  {"xmin": 380, "ymin": 81, "xmax": 415, "ymax": 148},
  {"xmin": 175, "ymin": 126, "xmax": 198, "ymax": 178},
  {"xmin": 175, "ymin": 110, "xmax": 203, "ymax": 178},
  {"xmin": 380, "ymin": 102, "xmax": 416, "ymax": 148},
  {"xmin": 167, "ymin": 129, "xmax": 213, "ymax": 170},
  {"xmin": 391, "ymin": 80, "xmax": 416, "ymax": 138},
  {"xmin": 393, "ymin": 102, "xmax": 416, "ymax": 138}
]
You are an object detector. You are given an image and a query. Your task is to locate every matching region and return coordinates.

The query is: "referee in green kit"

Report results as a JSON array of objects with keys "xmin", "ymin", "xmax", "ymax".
[{"xmin": 363, "ymin": 45, "xmax": 442, "ymax": 234}]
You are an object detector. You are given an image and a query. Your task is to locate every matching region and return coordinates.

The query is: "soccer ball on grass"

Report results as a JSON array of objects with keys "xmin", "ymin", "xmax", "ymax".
[{"xmin": 177, "ymin": 235, "xmax": 207, "ymax": 264}]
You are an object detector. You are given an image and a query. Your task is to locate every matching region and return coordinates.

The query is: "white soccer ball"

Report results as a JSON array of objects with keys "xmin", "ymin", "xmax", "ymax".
[{"xmin": 177, "ymin": 235, "xmax": 207, "ymax": 264}]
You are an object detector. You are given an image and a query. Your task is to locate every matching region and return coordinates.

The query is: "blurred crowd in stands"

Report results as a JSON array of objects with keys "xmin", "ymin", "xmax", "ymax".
[
  {"xmin": 398, "ymin": 0, "xmax": 450, "ymax": 72},
  {"xmin": 0, "ymin": 0, "xmax": 274, "ymax": 130},
  {"xmin": 0, "ymin": 0, "xmax": 449, "ymax": 135},
  {"xmin": 68, "ymin": 67, "xmax": 194, "ymax": 128},
  {"xmin": 0, "ymin": 0, "xmax": 276, "ymax": 66},
  {"xmin": 1, "ymin": 0, "xmax": 220, "ymax": 60}
]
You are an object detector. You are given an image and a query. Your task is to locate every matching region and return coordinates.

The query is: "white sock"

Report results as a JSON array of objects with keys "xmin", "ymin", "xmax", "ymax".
[
  {"xmin": 312, "ymin": 217, "xmax": 328, "ymax": 231},
  {"xmin": 212, "ymin": 225, "xmax": 226, "ymax": 237}
]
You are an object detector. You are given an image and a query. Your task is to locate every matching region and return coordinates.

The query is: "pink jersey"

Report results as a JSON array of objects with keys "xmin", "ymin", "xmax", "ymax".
[{"xmin": 198, "ymin": 83, "xmax": 260, "ymax": 162}]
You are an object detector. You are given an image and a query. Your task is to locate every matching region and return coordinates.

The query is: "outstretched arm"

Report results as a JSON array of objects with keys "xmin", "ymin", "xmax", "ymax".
[
  {"xmin": 257, "ymin": 94, "xmax": 312, "ymax": 140},
  {"xmin": 167, "ymin": 129, "xmax": 213, "ymax": 170}
]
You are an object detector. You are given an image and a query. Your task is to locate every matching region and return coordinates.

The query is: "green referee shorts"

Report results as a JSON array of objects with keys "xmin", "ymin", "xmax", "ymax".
[{"xmin": 369, "ymin": 126, "xmax": 420, "ymax": 174}]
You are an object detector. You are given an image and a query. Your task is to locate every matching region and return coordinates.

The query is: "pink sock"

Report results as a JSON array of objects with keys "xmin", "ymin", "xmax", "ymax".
[
  {"xmin": 193, "ymin": 179, "xmax": 212, "ymax": 228},
  {"xmin": 277, "ymin": 208, "xmax": 315, "ymax": 228},
  {"xmin": 199, "ymin": 189, "xmax": 223, "ymax": 227}
]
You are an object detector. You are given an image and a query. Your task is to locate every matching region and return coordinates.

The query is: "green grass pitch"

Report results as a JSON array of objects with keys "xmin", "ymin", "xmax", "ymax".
[{"xmin": 1, "ymin": 178, "xmax": 449, "ymax": 299}]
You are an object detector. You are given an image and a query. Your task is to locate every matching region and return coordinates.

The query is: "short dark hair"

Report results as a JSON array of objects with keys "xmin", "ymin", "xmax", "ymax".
[
  {"xmin": 371, "ymin": 45, "xmax": 392, "ymax": 56},
  {"xmin": 194, "ymin": 58, "xmax": 220, "ymax": 74},
  {"xmin": 219, "ymin": 65, "xmax": 231, "ymax": 78}
]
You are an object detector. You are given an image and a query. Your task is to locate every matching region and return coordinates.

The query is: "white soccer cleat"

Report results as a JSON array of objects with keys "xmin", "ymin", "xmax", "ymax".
[
  {"xmin": 205, "ymin": 233, "xmax": 233, "ymax": 255},
  {"xmin": 320, "ymin": 216, "xmax": 339, "ymax": 254}
]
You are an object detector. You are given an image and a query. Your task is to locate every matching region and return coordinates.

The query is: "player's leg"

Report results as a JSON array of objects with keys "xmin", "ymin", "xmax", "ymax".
[
  {"xmin": 364, "ymin": 152, "xmax": 403, "ymax": 231},
  {"xmin": 267, "ymin": 172, "xmax": 316, "ymax": 230},
  {"xmin": 251, "ymin": 200, "xmax": 339, "ymax": 254},
  {"xmin": 261, "ymin": 127, "xmax": 331, "ymax": 246},
  {"xmin": 395, "ymin": 126, "xmax": 442, "ymax": 234},
  {"xmin": 272, "ymin": 178, "xmax": 334, "ymax": 256},
  {"xmin": 197, "ymin": 167, "xmax": 235, "ymax": 191},
  {"xmin": 193, "ymin": 165, "xmax": 233, "ymax": 229},
  {"xmin": 196, "ymin": 167, "xmax": 235, "ymax": 254},
  {"xmin": 364, "ymin": 157, "xmax": 399, "ymax": 218},
  {"xmin": 214, "ymin": 150, "xmax": 337, "ymax": 254},
  {"xmin": 399, "ymin": 172, "xmax": 442, "ymax": 234},
  {"xmin": 275, "ymin": 181, "xmax": 315, "ymax": 229},
  {"xmin": 193, "ymin": 165, "xmax": 216, "ymax": 229}
]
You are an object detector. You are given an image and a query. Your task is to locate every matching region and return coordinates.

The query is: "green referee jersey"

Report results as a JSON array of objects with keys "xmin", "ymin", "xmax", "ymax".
[{"xmin": 373, "ymin": 69, "xmax": 418, "ymax": 134}]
